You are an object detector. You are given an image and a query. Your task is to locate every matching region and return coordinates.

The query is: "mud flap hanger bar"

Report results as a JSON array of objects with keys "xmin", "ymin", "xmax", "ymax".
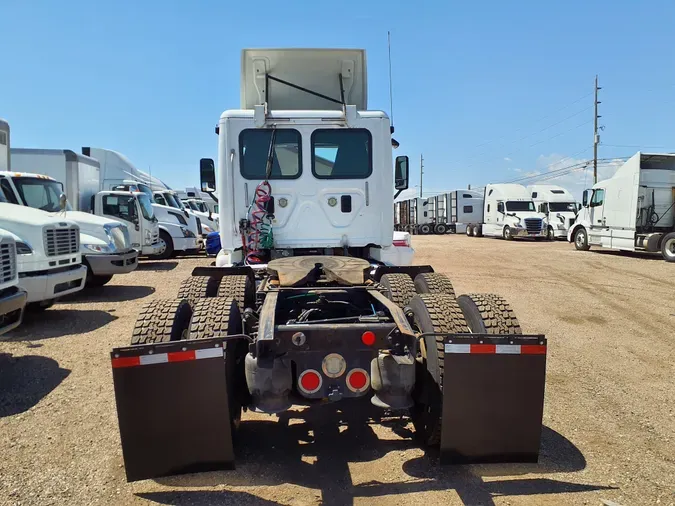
[
  {"xmin": 111, "ymin": 337, "xmax": 236, "ymax": 482},
  {"xmin": 437, "ymin": 333, "xmax": 547, "ymax": 465}
]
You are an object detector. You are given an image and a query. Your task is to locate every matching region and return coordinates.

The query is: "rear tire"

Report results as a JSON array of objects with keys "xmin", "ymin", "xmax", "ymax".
[
  {"xmin": 380, "ymin": 273, "xmax": 416, "ymax": 308},
  {"xmin": 177, "ymin": 275, "xmax": 221, "ymax": 304},
  {"xmin": 189, "ymin": 297, "xmax": 246, "ymax": 431},
  {"xmin": 131, "ymin": 299, "xmax": 192, "ymax": 345},
  {"xmin": 456, "ymin": 293, "xmax": 522, "ymax": 335},
  {"xmin": 419, "ymin": 224, "xmax": 432, "ymax": 235},
  {"xmin": 661, "ymin": 232, "xmax": 675, "ymax": 262},
  {"xmin": 218, "ymin": 275, "xmax": 255, "ymax": 312},
  {"xmin": 414, "ymin": 272, "xmax": 455, "ymax": 297},
  {"xmin": 547, "ymin": 226, "xmax": 555, "ymax": 241},
  {"xmin": 466, "ymin": 224, "xmax": 474, "ymax": 237},
  {"xmin": 434, "ymin": 223, "xmax": 448, "ymax": 235},
  {"xmin": 574, "ymin": 227, "xmax": 590, "ymax": 251},
  {"xmin": 473, "ymin": 224, "xmax": 483, "ymax": 237},
  {"xmin": 408, "ymin": 294, "xmax": 470, "ymax": 446}
]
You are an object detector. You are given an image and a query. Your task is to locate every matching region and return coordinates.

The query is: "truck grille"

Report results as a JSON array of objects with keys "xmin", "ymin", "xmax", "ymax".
[
  {"xmin": 43, "ymin": 226, "xmax": 79, "ymax": 257},
  {"xmin": 0, "ymin": 241, "xmax": 17, "ymax": 284},
  {"xmin": 524, "ymin": 218, "xmax": 543, "ymax": 234}
]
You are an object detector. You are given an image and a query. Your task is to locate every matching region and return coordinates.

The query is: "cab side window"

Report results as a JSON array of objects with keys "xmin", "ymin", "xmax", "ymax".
[
  {"xmin": 0, "ymin": 179, "xmax": 19, "ymax": 204},
  {"xmin": 497, "ymin": 202, "xmax": 505, "ymax": 213},
  {"xmin": 591, "ymin": 189, "xmax": 605, "ymax": 207},
  {"xmin": 102, "ymin": 195, "xmax": 136, "ymax": 222}
]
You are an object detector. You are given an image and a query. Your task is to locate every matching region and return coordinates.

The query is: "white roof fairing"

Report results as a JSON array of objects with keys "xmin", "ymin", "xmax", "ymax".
[{"xmin": 240, "ymin": 49, "xmax": 367, "ymax": 111}]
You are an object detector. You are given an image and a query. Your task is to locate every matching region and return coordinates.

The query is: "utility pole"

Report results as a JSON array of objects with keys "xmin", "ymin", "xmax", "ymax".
[
  {"xmin": 419, "ymin": 154, "xmax": 424, "ymax": 199},
  {"xmin": 593, "ymin": 75, "xmax": 601, "ymax": 184}
]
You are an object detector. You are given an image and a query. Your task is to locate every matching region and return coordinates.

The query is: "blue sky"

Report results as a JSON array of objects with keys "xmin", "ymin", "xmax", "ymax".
[{"xmin": 2, "ymin": 0, "xmax": 673, "ymax": 199}]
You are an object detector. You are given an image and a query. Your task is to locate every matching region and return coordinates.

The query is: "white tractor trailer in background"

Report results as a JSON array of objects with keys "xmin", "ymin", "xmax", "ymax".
[
  {"xmin": 466, "ymin": 183, "xmax": 549, "ymax": 240},
  {"xmin": 527, "ymin": 184, "xmax": 578, "ymax": 240},
  {"xmin": 107, "ymin": 48, "xmax": 549, "ymax": 483},
  {"xmin": 569, "ymin": 152, "xmax": 675, "ymax": 262},
  {"xmin": 7, "ymin": 148, "xmax": 141, "ymax": 286}
]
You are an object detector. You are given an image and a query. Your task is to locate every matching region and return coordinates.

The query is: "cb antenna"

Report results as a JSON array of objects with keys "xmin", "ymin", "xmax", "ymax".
[{"xmin": 388, "ymin": 31, "xmax": 395, "ymax": 132}]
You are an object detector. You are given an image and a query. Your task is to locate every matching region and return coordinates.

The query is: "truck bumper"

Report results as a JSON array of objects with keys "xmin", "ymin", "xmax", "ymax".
[
  {"xmin": 0, "ymin": 287, "xmax": 27, "ymax": 337},
  {"xmin": 140, "ymin": 242, "xmax": 165, "ymax": 257},
  {"xmin": 510, "ymin": 227, "xmax": 546, "ymax": 238},
  {"xmin": 173, "ymin": 236, "xmax": 199, "ymax": 252},
  {"xmin": 19, "ymin": 265, "xmax": 87, "ymax": 303},
  {"xmin": 86, "ymin": 250, "xmax": 138, "ymax": 276},
  {"xmin": 369, "ymin": 245, "xmax": 415, "ymax": 266}
]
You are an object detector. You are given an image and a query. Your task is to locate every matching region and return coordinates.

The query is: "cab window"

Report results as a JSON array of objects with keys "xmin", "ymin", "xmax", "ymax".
[
  {"xmin": 311, "ymin": 129, "xmax": 372, "ymax": 179},
  {"xmin": 591, "ymin": 189, "xmax": 605, "ymax": 207},
  {"xmin": 239, "ymin": 129, "xmax": 302, "ymax": 180},
  {"xmin": 154, "ymin": 194, "xmax": 167, "ymax": 206},
  {"xmin": 102, "ymin": 195, "xmax": 137, "ymax": 222},
  {"xmin": 0, "ymin": 179, "xmax": 18, "ymax": 204}
]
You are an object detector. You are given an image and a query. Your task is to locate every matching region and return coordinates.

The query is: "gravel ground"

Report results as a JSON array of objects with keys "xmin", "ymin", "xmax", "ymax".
[{"xmin": 1, "ymin": 237, "xmax": 673, "ymax": 506}]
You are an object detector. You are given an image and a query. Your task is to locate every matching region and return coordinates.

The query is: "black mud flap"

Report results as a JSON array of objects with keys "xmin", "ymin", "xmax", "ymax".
[
  {"xmin": 440, "ymin": 334, "xmax": 547, "ymax": 464},
  {"xmin": 111, "ymin": 337, "xmax": 234, "ymax": 482}
]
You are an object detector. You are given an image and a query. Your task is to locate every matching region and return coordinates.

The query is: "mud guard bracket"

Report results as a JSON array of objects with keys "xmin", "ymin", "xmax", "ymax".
[
  {"xmin": 440, "ymin": 334, "xmax": 547, "ymax": 464},
  {"xmin": 111, "ymin": 337, "xmax": 234, "ymax": 482}
]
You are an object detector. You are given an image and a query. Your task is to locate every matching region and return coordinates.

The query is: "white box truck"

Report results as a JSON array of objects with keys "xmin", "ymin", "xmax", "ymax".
[
  {"xmin": 0, "ymin": 231, "xmax": 27, "ymax": 336},
  {"xmin": 7, "ymin": 148, "xmax": 141, "ymax": 286},
  {"xmin": 82, "ymin": 147, "xmax": 200, "ymax": 258},
  {"xmin": 568, "ymin": 152, "xmax": 675, "ymax": 262},
  {"xmin": 0, "ymin": 119, "xmax": 10, "ymax": 172},
  {"xmin": 426, "ymin": 190, "xmax": 484, "ymax": 235},
  {"xmin": 527, "ymin": 184, "xmax": 579, "ymax": 240},
  {"xmin": 466, "ymin": 183, "xmax": 549, "ymax": 240}
]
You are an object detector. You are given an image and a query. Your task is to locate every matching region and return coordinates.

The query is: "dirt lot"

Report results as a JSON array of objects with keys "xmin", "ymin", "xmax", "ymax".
[{"xmin": 1, "ymin": 236, "xmax": 674, "ymax": 506}]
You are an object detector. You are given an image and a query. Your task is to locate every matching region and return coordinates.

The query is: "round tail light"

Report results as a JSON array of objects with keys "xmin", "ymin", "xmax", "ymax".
[
  {"xmin": 361, "ymin": 331, "xmax": 376, "ymax": 346},
  {"xmin": 298, "ymin": 369, "xmax": 322, "ymax": 394},
  {"xmin": 346, "ymin": 368, "xmax": 370, "ymax": 393}
]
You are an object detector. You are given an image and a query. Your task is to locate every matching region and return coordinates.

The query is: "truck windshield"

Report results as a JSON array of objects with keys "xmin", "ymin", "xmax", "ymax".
[
  {"xmin": 12, "ymin": 177, "xmax": 72, "ymax": 212},
  {"xmin": 162, "ymin": 192, "xmax": 181, "ymax": 209},
  {"xmin": 549, "ymin": 202, "xmax": 577, "ymax": 213},
  {"xmin": 186, "ymin": 201, "xmax": 199, "ymax": 211},
  {"xmin": 506, "ymin": 201, "xmax": 535, "ymax": 212},
  {"xmin": 137, "ymin": 194, "xmax": 155, "ymax": 221}
]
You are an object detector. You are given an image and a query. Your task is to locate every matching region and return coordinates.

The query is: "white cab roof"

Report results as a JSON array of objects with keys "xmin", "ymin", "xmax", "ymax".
[{"xmin": 240, "ymin": 48, "xmax": 367, "ymax": 111}]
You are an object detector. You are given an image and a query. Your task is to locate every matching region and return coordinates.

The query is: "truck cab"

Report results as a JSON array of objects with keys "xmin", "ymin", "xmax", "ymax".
[
  {"xmin": 200, "ymin": 49, "xmax": 412, "ymax": 267},
  {"xmin": 527, "ymin": 184, "xmax": 578, "ymax": 240},
  {"xmin": 152, "ymin": 190, "xmax": 205, "ymax": 241},
  {"xmin": 183, "ymin": 198, "xmax": 219, "ymax": 233},
  {"xmin": 1, "ymin": 167, "xmax": 139, "ymax": 286},
  {"xmin": 481, "ymin": 184, "xmax": 548, "ymax": 240},
  {"xmin": 0, "ymin": 230, "xmax": 27, "ymax": 335}
]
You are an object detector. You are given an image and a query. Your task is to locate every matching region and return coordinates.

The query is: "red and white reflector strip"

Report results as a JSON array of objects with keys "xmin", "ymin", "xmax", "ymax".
[
  {"xmin": 298, "ymin": 369, "xmax": 323, "ymax": 394},
  {"xmin": 444, "ymin": 343, "xmax": 546, "ymax": 355},
  {"xmin": 346, "ymin": 368, "xmax": 370, "ymax": 393},
  {"xmin": 111, "ymin": 347, "xmax": 224, "ymax": 368}
]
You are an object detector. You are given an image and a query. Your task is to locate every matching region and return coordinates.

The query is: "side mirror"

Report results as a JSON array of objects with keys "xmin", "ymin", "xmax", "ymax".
[
  {"xmin": 582, "ymin": 190, "xmax": 589, "ymax": 207},
  {"xmin": 59, "ymin": 193, "xmax": 68, "ymax": 211},
  {"xmin": 394, "ymin": 155, "xmax": 409, "ymax": 191},
  {"xmin": 200, "ymin": 158, "xmax": 216, "ymax": 192}
]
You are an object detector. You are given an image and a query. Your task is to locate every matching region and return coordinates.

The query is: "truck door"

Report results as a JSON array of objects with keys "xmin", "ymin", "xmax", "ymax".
[
  {"xmin": 588, "ymin": 188, "xmax": 609, "ymax": 246},
  {"xmin": 97, "ymin": 193, "xmax": 143, "ymax": 249}
]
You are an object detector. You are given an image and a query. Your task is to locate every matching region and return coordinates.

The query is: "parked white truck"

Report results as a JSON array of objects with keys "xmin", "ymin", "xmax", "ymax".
[
  {"xmin": 0, "ymin": 231, "xmax": 27, "ymax": 336},
  {"xmin": 0, "ymin": 119, "xmax": 10, "ymax": 171},
  {"xmin": 569, "ymin": 152, "xmax": 675, "ymax": 262},
  {"xmin": 527, "ymin": 184, "xmax": 578, "ymax": 240},
  {"xmin": 82, "ymin": 147, "xmax": 201, "ymax": 259},
  {"xmin": 7, "ymin": 148, "xmax": 141, "ymax": 286},
  {"xmin": 467, "ymin": 183, "xmax": 549, "ymax": 240},
  {"xmin": 0, "ymin": 192, "xmax": 86, "ymax": 309}
]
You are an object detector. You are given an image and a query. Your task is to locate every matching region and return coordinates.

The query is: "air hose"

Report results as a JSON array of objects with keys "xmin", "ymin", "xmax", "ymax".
[{"xmin": 245, "ymin": 180, "xmax": 274, "ymax": 264}]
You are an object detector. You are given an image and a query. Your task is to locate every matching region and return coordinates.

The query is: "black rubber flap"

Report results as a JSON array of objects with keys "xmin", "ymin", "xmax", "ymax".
[
  {"xmin": 440, "ymin": 334, "xmax": 547, "ymax": 464},
  {"xmin": 111, "ymin": 337, "xmax": 234, "ymax": 482}
]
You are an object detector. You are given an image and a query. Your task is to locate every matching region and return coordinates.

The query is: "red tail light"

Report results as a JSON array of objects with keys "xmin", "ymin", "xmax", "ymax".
[
  {"xmin": 361, "ymin": 331, "xmax": 376, "ymax": 346},
  {"xmin": 392, "ymin": 239, "xmax": 408, "ymax": 247},
  {"xmin": 346, "ymin": 368, "xmax": 370, "ymax": 393},
  {"xmin": 298, "ymin": 369, "xmax": 322, "ymax": 394}
]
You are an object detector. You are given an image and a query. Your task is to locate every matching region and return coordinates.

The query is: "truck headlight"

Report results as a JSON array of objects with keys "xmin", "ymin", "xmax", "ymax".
[
  {"xmin": 83, "ymin": 243, "xmax": 112, "ymax": 254},
  {"xmin": 181, "ymin": 227, "xmax": 196, "ymax": 238},
  {"xmin": 16, "ymin": 241, "xmax": 33, "ymax": 255}
]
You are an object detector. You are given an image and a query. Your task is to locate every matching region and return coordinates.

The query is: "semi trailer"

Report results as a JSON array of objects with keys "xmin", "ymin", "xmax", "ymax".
[
  {"xmin": 7, "ymin": 148, "xmax": 140, "ymax": 286},
  {"xmin": 0, "ymin": 231, "xmax": 27, "ymax": 336},
  {"xmin": 109, "ymin": 48, "xmax": 548, "ymax": 482},
  {"xmin": 395, "ymin": 191, "xmax": 483, "ymax": 235},
  {"xmin": 527, "ymin": 184, "xmax": 578, "ymax": 240},
  {"xmin": 569, "ymin": 152, "xmax": 675, "ymax": 262},
  {"xmin": 466, "ymin": 183, "xmax": 549, "ymax": 240}
]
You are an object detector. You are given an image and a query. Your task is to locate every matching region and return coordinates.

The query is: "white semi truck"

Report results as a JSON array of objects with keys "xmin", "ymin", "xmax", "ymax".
[
  {"xmin": 7, "ymin": 148, "xmax": 141, "ymax": 286},
  {"xmin": 466, "ymin": 183, "xmax": 549, "ymax": 240},
  {"xmin": 0, "ymin": 231, "xmax": 27, "ymax": 336},
  {"xmin": 82, "ymin": 147, "xmax": 200, "ymax": 259},
  {"xmin": 108, "ymin": 48, "xmax": 548, "ymax": 483},
  {"xmin": 569, "ymin": 152, "xmax": 675, "ymax": 262},
  {"xmin": 527, "ymin": 184, "xmax": 578, "ymax": 240}
]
